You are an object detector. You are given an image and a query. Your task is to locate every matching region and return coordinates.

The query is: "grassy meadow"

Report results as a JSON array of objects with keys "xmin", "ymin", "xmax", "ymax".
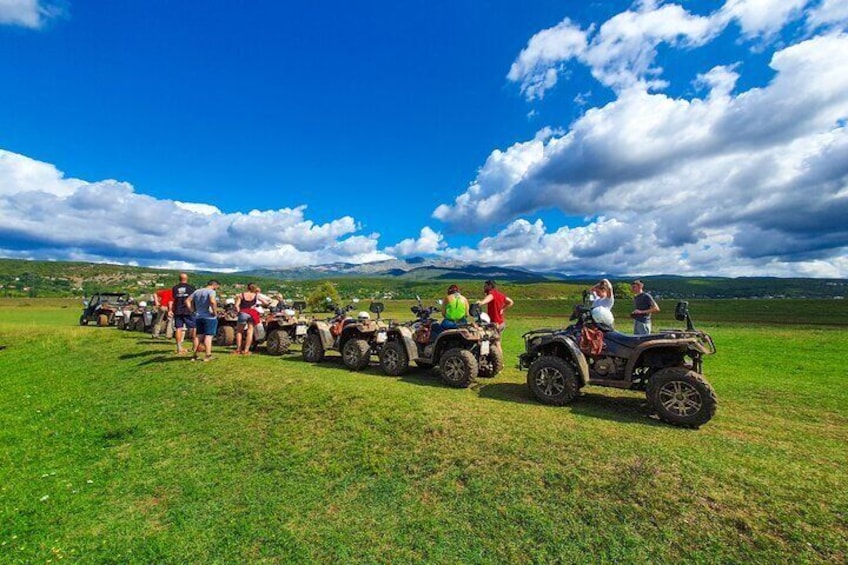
[{"xmin": 0, "ymin": 298, "xmax": 846, "ymax": 563}]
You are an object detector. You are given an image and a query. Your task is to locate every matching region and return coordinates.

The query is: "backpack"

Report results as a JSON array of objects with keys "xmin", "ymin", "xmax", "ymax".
[{"xmin": 579, "ymin": 325, "xmax": 605, "ymax": 356}]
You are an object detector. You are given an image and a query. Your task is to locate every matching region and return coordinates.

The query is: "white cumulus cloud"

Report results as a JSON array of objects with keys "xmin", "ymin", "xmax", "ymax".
[
  {"xmin": 0, "ymin": 0, "xmax": 62, "ymax": 28},
  {"xmin": 433, "ymin": 5, "xmax": 848, "ymax": 277},
  {"xmin": 0, "ymin": 148, "xmax": 393, "ymax": 270},
  {"xmin": 385, "ymin": 226, "xmax": 445, "ymax": 257}
]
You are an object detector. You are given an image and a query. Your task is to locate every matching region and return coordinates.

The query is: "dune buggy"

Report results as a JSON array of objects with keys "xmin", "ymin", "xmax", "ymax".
[
  {"xmin": 519, "ymin": 301, "xmax": 717, "ymax": 427},
  {"xmin": 80, "ymin": 292, "xmax": 130, "ymax": 327}
]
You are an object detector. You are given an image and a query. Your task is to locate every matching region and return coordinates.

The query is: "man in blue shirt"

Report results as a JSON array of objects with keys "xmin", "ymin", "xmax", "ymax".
[{"xmin": 186, "ymin": 280, "xmax": 220, "ymax": 361}]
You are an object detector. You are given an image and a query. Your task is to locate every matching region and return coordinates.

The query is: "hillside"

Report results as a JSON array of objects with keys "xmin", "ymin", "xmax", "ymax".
[{"xmin": 0, "ymin": 258, "xmax": 845, "ymax": 300}]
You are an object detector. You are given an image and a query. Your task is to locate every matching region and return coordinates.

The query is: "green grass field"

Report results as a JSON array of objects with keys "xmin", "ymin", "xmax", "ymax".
[{"xmin": 1, "ymin": 299, "xmax": 846, "ymax": 563}]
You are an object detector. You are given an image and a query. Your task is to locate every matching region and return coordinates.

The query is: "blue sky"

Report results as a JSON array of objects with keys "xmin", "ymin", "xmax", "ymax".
[{"xmin": 1, "ymin": 1, "xmax": 847, "ymax": 276}]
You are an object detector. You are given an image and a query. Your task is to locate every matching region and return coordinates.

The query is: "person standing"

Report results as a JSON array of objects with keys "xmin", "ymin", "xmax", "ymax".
[
  {"xmin": 186, "ymin": 280, "xmax": 220, "ymax": 362},
  {"xmin": 477, "ymin": 280, "xmax": 514, "ymax": 334},
  {"xmin": 152, "ymin": 285, "xmax": 174, "ymax": 339},
  {"xmin": 171, "ymin": 273, "xmax": 196, "ymax": 355},
  {"xmin": 233, "ymin": 283, "xmax": 270, "ymax": 355},
  {"xmin": 631, "ymin": 279, "xmax": 660, "ymax": 335}
]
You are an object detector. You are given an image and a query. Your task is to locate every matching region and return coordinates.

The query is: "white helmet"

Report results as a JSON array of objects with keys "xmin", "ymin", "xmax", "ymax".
[
  {"xmin": 591, "ymin": 306, "xmax": 614, "ymax": 327},
  {"xmin": 357, "ymin": 311, "xmax": 371, "ymax": 321},
  {"xmin": 225, "ymin": 298, "xmax": 235, "ymax": 305},
  {"xmin": 138, "ymin": 301, "xmax": 147, "ymax": 308},
  {"xmin": 283, "ymin": 309, "xmax": 296, "ymax": 317}
]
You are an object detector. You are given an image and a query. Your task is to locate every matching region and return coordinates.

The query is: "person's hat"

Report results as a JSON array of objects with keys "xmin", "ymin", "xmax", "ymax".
[{"xmin": 631, "ymin": 279, "xmax": 643, "ymax": 285}]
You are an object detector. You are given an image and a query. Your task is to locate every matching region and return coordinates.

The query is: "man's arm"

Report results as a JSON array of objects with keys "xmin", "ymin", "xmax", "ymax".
[
  {"xmin": 185, "ymin": 292, "xmax": 194, "ymax": 312},
  {"xmin": 504, "ymin": 296, "xmax": 514, "ymax": 309},
  {"xmin": 477, "ymin": 294, "xmax": 494, "ymax": 306}
]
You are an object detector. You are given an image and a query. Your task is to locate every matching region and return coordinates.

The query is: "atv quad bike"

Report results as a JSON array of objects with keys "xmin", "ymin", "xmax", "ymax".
[
  {"xmin": 519, "ymin": 301, "xmax": 717, "ymax": 427},
  {"xmin": 302, "ymin": 299, "xmax": 388, "ymax": 370},
  {"xmin": 79, "ymin": 292, "xmax": 130, "ymax": 327},
  {"xmin": 214, "ymin": 299, "xmax": 239, "ymax": 346},
  {"xmin": 378, "ymin": 296, "xmax": 502, "ymax": 388},
  {"xmin": 263, "ymin": 300, "xmax": 309, "ymax": 355},
  {"xmin": 122, "ymin": 301, "xmax": 154, "ymax": 332}
]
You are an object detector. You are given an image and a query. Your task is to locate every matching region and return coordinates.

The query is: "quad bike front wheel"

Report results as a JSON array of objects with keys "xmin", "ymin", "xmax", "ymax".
[
  {"xmin": 527, "ymin": 356, "xmax": 580, "ymax": 406},
  {"xmin": 439, "ymin": 348, "xmax": 478, "ymax": 388},
  {"xmin": 478, "ymin": 345, "xmax": 504, "ymax": 378},
  {"xmin": 379, "ymin": 340, "xmax": 409, "ymax": 376},
  {"xmin": 343, "ymin": 338, "xmax": 371, "ymax": 371},
  {"xmin": 302, "ymin": 333, "xmax": 325, "ymax": 363},
  {"xmin": 79, "ymin": 315, "xmax": 88, "ymax": 326},
  {"xmin": 647, "ymin": 367, "xmax": 717, "ymax": 428},
  {"xmin": 266, "ymin": 329, "xmax": 292, "ymax": 356}
]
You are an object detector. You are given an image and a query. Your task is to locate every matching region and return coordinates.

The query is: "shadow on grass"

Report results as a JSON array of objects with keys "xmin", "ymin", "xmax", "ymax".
[
  {"xmin": 119, "ymin": 350, "xmax": 163, "ymax": 360},
  {"xmin": 137, "ymin": 355, "xmax": 194, "ymax": 366},
  {"xmin": 477, "ymin": 382, "xmax": 664, "ymax": 427}
]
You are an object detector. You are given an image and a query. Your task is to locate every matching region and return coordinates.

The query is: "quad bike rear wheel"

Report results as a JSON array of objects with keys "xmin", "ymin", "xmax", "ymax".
[
  {"xmin": 343, "ymin": 338, "xmax": 371, "ymax": 371},
  {"xmin": 527, "ymin": 356, "xmax": 579, "ymax": 406},
  {"xmin": 478, "ymin": 345, "xmax": 504, "ymax": 378},
  {"xmin": 302, "ymin": 333, "xmax": 325, "ymax": 363},
  {"xmin": 439, "ymin": 348, "xmax": 478, "ymax": 388},
  {"xmin": 79, "ymin": 315, "xmax": 87, "ymax": 326},
  {"xmin": 266, "ymin": 329, "xmax": 292, "ymax": 355},
  {"xmin": 647, "ymin": 367, "xmax": 717, "ymax": 428},
  {"xmin": 97, "ymin": 314, "xmax": 109, "ymax": 327},
  {"xmin": 379, "ymin": 340, "xmax": 409, "ymax": 376}
]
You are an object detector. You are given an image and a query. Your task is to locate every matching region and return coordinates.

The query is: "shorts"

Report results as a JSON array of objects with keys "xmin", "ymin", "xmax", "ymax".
[
  {"xmin": 174, "ymin": 313, "xmax": 196, "ymax": 329},
  {"xmin": 237, "ymin": 312, "xmax": 254, "ymax": 325},
  {"xmin": 633, "ymin": 320, "xmax": 652, "ymax": 335},
  {"xmin": 196, "ymin": 317, "xmax": 219, "ymax": 337}
]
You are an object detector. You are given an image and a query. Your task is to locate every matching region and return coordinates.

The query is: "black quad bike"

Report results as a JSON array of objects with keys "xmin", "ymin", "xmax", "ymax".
[
  {"xmin": 263, "ymin": 301, "xmax": 309, "ymax": 355},
  {"xmin": 80, "ymin": 292, "xmax": 130, "ymax": 327},
  {"xmin": 519, "ymin": 301, "xmax": 717, "ymax": 427},
  {"xmin": 302, "ymin": 300, "xmax": 388, "ymax": 370},
  {"xmin": 378, "ymin": 296, "xmax": 503, "ymax": 388}
]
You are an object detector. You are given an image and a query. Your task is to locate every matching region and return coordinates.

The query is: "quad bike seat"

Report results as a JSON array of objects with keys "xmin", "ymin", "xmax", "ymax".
[{"xmin": 604, "ymin": 331, "xmax": 662, "ymax": 348}]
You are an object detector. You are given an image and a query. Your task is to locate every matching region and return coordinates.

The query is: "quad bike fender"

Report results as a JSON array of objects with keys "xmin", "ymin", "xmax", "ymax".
[
  {"xmin": 390, "ymin": 326, "xmax": 418, "ymax": 362},
  {"xmin": 310, "ymin": 322, "xmax": 335, "ymax": 349},
  {"xmin": 624, "ymin": 339, "xmax": 711, "ymax": 379},
  {"xmin": 560, "ymin": 337, "xmax": 590, "ymax": 387},
  {"xmin": 524, "ymin": 336, "xmax": 589, "ymax": 387}
]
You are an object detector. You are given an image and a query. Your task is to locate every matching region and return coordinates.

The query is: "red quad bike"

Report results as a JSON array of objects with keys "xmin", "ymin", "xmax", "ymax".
[
  {"xmin": 519, "ymin": 301, "xmax": 718, "ymax": 427},
  {"xmin": 301, "ymin": 299, "xmax": 388, "ymax": 370},
  {"xmin": 378, "ymin": 296, "xmax": 503, "ymax": 388}
]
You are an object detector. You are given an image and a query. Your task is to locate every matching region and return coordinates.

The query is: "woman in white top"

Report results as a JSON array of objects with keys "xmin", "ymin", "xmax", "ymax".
[
  {"xmin": 590, "ymin": 279, "xmax": 615, "ymax": 309},
  {"xmin": 589, "ymin": 279, "xmax": 615, "ymax": 327}
]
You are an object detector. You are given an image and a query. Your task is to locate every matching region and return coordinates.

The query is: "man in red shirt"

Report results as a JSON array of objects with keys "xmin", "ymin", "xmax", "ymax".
[
  {"xmin": 477, "ymin": 280, "xmax": 514, "ymax": 334},
  {"xmin": 152, "ymin": 286, "xmax": 174, "ymax": 339}
]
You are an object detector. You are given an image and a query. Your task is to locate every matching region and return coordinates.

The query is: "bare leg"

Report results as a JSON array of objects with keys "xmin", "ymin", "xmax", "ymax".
[
  {"xmin": 244, "ymin": 324, "xmax": 255, "ymax": 354},
  {"xmin": 203, "ymin": 334, "xmax": 214, "ymax": 360},
  {"xmin": 175, "ymin": 328, "xmax": 185, "ymax": 353},
  {"xmin": 191, "ymin": 329, "xmax": 199, "ymax": 353},
  {"xmin": 234, "ymin": 324, "xmax": 245, "ymax": 353}
]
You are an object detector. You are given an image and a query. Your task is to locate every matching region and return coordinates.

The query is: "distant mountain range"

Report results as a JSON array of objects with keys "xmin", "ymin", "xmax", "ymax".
[{"xmin": 240, "ymin": 257, "xmax": 556, "ymax": 282}]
